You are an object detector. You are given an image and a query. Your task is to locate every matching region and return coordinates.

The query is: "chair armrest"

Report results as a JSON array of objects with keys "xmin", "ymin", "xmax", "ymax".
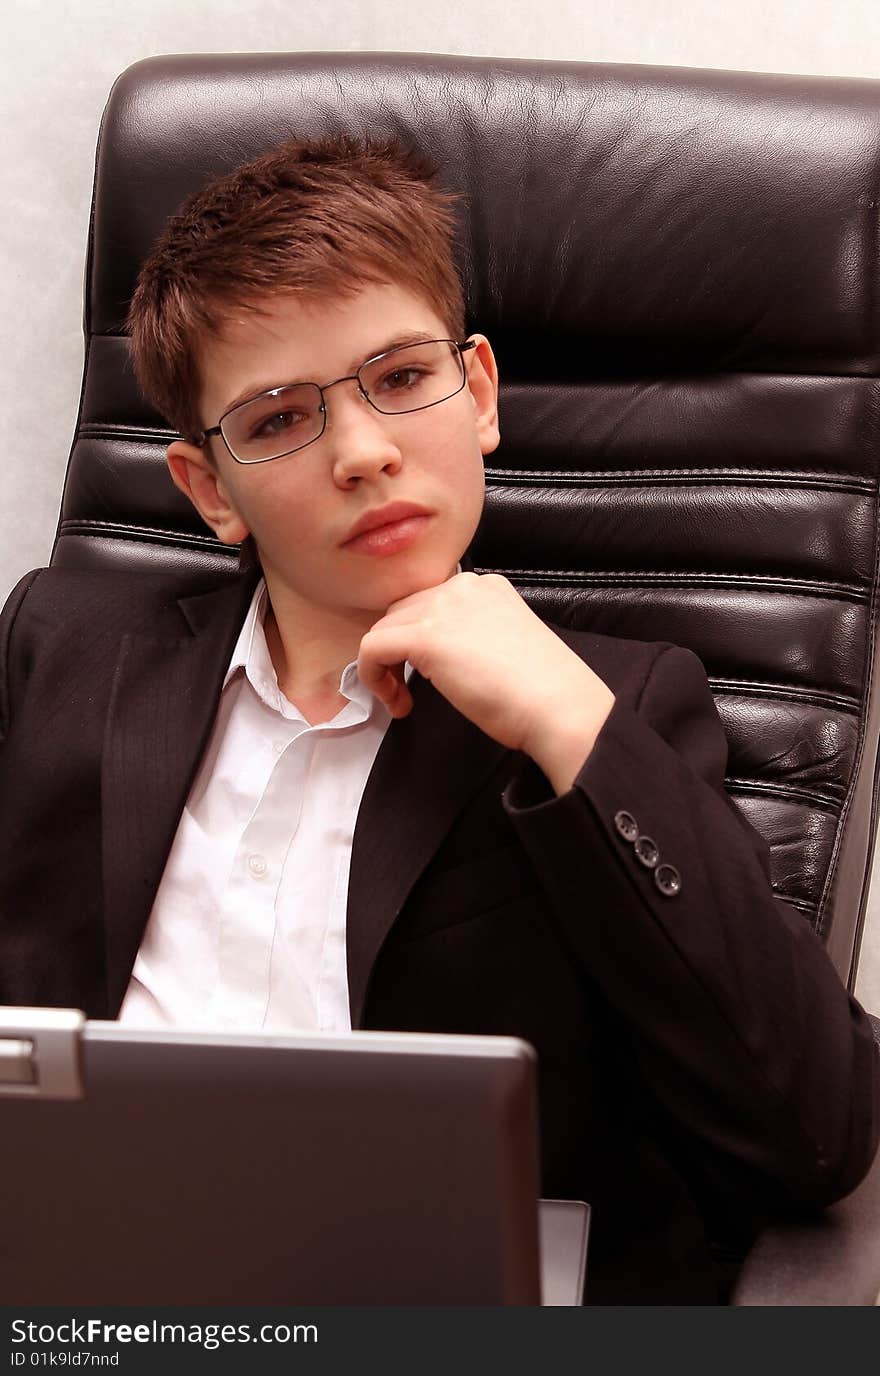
[{"xmin": 730, "ymin": 1013, "xmax": 880, "ymax": 1305}]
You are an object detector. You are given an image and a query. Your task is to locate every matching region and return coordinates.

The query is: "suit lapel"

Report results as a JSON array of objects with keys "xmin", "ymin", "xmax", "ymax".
[
  {"xmin": 101, "ymin": 575, "xmax": 257, "ymax": 1014},
  {"xmin": 346, "ymin": 675, "xmax": 509, "ymax": 1027}
]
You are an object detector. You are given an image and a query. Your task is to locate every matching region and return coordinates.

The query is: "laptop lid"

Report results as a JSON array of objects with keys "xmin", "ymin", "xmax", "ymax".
[{"xmin": 1, "ymin": 1009, "xmax": 553, "ymax": 1305}]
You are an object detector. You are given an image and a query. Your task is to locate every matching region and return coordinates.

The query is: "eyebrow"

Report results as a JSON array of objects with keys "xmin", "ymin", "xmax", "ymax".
[{"xmin": 220, "ymin": 331, "xmax": 441, "ymax": 416}]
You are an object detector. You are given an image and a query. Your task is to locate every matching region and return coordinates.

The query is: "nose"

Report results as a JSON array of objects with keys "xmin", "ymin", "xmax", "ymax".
[{"xmin": 324, "ymin": 383, "xmax": 403, "ymax": 487}]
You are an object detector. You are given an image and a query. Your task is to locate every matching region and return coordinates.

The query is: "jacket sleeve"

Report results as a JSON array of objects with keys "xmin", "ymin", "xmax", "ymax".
[{"xmin": 503, "ymin": 642, "xmax": 880, "ymax": 1210}]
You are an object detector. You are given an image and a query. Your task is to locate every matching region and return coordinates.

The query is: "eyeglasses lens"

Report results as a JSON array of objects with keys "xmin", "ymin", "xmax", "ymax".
[
  {"xmin": 222, "ymin": 383, "xmax": 324, "ymax": 464},
  {"xmin": 360, "ymin": 341, "xmax": 464, "ymax": 415}
]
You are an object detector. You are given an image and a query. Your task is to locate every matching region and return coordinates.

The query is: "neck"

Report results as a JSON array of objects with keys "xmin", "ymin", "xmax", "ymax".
[{"xmin": 262, "ymin": 578, "xmax": 378, "ymax": 704}]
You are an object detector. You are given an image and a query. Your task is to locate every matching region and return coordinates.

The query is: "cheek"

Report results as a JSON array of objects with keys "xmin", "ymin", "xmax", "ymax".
[
  {"xmin": 231, "ymin": 467, "xmax": 316, "ymax": 537},
  {"xmin": 427, "ymin": 410, "xmax": 486, "ymax": 487},
  {"xmin": 449, "ymin": 437, "xmax": 487, "ymax": 520}
]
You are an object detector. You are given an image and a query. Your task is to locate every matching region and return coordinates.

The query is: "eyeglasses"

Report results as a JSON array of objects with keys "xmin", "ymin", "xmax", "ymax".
[{"xmin": 199, "ymin": 338, "xmax": 477, "ymax": 465}]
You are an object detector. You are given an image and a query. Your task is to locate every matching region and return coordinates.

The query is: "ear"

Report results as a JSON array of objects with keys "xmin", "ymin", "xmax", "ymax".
[
  {"xmin": 464, "ymin": 334, "xmax": 501, "ymax": 457},
  {"xmin": 166, "ymin": 440, "xmax": 251, "ymax": 546}
]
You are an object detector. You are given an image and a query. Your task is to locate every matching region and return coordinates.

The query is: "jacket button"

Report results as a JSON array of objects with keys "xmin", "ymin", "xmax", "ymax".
[
  {"xmin": 614, "ymin": 810, "xmax": 638, "ymax": 842},
  {"xmin": 655, "ymin": 864, "xmax": 682, "ymax": 897},
  {"xmin": 634, "ymin": 835, "xmax": 659, "ymax": 868}
]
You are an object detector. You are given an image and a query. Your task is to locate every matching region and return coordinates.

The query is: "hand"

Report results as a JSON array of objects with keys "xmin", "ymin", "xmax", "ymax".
[{"xmin": 357, "ymin": 572, "xmax": 616, "ymax": 792}]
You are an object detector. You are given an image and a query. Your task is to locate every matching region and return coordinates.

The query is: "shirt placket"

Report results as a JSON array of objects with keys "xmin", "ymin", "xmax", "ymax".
[{"xmin": 213, "ymin": 722, "xmax": 313, "ymax": 1026}]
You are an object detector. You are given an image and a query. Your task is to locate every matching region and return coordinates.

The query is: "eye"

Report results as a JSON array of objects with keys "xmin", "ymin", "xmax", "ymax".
[
  {"xmin": 375, "ymin": 365, "xmax": 428, "ymax": 393},
  {"xmin": 249, "ymin": 409, "xmax": 308, "ymax": 440}
]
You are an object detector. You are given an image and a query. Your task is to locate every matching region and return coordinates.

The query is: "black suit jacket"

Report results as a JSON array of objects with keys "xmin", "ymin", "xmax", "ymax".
[{"xmin": 1, "ymin": 566, "xmax": 877, "ymax": 1304}]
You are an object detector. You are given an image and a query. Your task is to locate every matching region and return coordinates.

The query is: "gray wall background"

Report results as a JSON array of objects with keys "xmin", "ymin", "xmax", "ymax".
[{"xmin": 3, "ymin": 0, "xmax": 880, "ymax": 1008}]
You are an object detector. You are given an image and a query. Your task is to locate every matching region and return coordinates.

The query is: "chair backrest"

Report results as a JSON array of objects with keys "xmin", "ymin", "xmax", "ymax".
[{"xmin": 55, "ymin": 51, "xmax": 880, "ymax": 988}]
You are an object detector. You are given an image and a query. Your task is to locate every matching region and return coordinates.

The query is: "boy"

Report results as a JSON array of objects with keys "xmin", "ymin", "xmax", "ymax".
[{"xmin": 0, "ymin": 136, "xmax": 877, "ymax": 1304}]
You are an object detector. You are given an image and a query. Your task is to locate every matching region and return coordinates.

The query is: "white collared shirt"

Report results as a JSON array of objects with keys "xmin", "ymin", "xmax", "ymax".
[{"xmin": 119, "ymin": 579, "xmax": 402, "ymax": 1033}]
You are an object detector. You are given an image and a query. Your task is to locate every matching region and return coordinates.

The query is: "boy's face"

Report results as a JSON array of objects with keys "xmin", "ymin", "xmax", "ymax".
[{"xmin": 166, "ymin": 283, "xmax": 500, "ymax": 623}]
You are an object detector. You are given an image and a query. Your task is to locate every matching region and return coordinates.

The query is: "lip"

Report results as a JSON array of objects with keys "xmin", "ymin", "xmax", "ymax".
[{"xmin": 341, "ymin": 501, "xmax": 432, "ymax": 546}]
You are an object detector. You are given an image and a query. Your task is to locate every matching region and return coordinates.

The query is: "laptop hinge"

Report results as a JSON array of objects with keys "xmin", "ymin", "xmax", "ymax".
[{"xmin": 0, "ymin": 1007, "xmax": 85, "ymax": 1099}]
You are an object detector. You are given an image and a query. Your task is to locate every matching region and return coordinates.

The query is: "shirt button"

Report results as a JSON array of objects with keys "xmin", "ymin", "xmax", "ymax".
[
  {"xmin": 247, "ymin": 854, "xmax": 268, "ymax": 878},
  {"xmin": 655, "ymin": 864, "xmax": 682, "ymax": 897},
  {"xmin": 634, "ymin": 835, "xmax": 660, "ymax": 869},
  {"xmin": 614, "ymin": 810, "xmax": 638, "ymax": 842},
  {"xmin": 273, "ymin": 739, "xmax": 286, "ymax": 755}
]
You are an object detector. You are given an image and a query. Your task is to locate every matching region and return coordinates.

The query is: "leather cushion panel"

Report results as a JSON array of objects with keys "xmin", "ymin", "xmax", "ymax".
[
  {"xmin": 91, "ymin": 54, "xmax": 880, "ymax": 372},
  {"xmin": 509, "ymin": 583, "xmax": 869, "ymax": 698},
  {"xmin": 730, "ymin": 792, "xmax": 840, "ymax": 915},
  {"xmin": 493, "ymin": 377, "xmax": 880, "ymax": 472},
  {"xmin": 61, "ymin": 436, "xmax": 208, "ymax": 533},
  {"xmin": 479, "ymin": 481, "xmax": 874, "ymax": 583},
  {"xmin": 716, "ymin": 695, "xmax": 857, "ymax": 805},
  {"xmin": 51, "ymin": 533, "xmax": 238, "ymax": 583}
]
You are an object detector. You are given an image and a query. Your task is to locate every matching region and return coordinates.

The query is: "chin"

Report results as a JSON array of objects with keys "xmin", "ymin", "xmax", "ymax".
[
  {"xmin": 362, "ymin": 550, "xmax": 463, "ymax": 610},
  {"xmin": 398, "ymin": 550, "xmax": 461, "ymax": 589}
]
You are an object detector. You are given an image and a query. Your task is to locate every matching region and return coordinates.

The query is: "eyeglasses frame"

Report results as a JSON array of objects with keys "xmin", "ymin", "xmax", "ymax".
[{"xmin": 197, "ymin": 337, "xmax": 478, "ymax": 465}]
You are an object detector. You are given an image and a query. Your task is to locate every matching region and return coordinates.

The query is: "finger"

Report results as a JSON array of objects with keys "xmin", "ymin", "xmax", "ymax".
[
  {"xmin": 359, "ymin": 624, "xmax": 424, "ymax": 682},
  {"xmin": 371, "ymin": 664, "xmax": 414, "ymax": 718},
  {"xmin": 358, "ymin": 624, "xmax": 412, "ymax": 701}
]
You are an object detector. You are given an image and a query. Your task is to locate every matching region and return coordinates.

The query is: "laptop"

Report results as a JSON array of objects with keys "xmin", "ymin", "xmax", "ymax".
[{"xmin": 0, "ymin": 1008, "xmax": 589, "ymax": 1305}]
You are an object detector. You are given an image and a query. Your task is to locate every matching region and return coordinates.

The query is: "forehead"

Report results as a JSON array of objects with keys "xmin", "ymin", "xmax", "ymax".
[{"xmin": 199, "ymin": 283, "xmax": 453, "ymax": 417}]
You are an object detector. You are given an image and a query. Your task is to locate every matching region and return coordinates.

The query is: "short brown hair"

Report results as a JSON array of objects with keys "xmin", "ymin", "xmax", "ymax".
[{"xmin": 127, "ymin": 135, "xmax": 466, "ymax": 442}]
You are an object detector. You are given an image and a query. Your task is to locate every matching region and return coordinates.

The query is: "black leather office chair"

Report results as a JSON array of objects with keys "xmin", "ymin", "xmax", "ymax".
[{"xmin": 56, "ymin": 51, "xmax": 880, "ymax": 1303}]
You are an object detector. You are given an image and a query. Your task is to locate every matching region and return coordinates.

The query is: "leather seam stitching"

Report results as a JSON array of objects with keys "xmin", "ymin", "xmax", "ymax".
[
  {"xmin": 724, "ymin": 779, "xmax": 842, "ymax": 814},
  {"xmin": 487, "ymin": 567, "xmax": 869, "ymax": 599}
]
